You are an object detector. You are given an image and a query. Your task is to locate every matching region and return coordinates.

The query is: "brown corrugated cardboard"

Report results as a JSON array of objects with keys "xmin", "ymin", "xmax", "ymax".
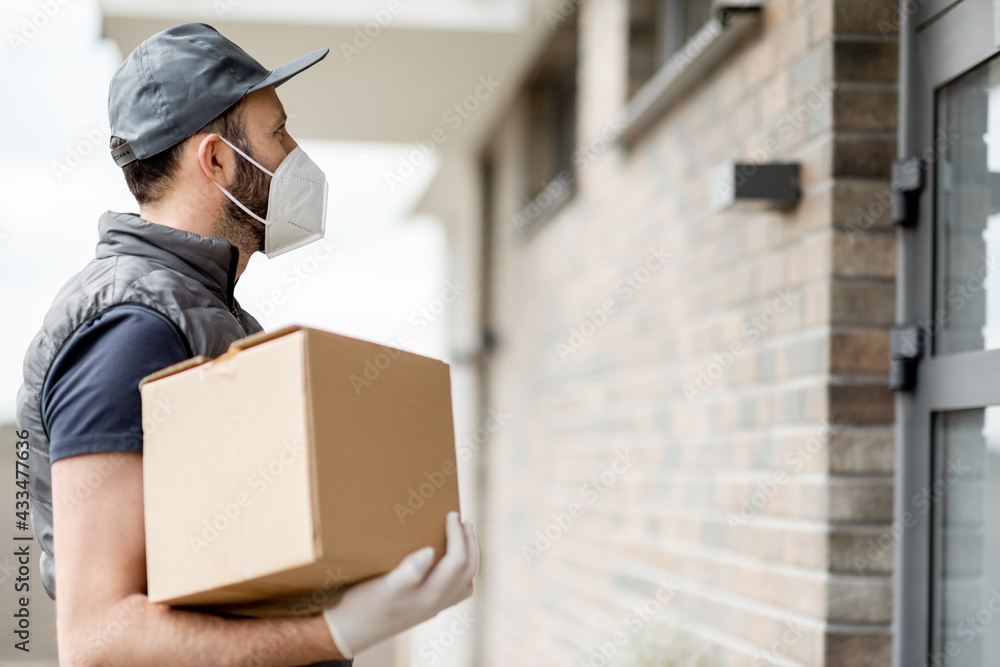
[{"xmin": 139, "ymin": 325, "xmax": 460, "ymax": 617}]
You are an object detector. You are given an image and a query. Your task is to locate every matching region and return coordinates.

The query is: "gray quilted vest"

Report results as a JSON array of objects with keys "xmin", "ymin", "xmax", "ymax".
[{"xmin": 15, "ymin": 210, "xmax": 263, "ymax": 599}]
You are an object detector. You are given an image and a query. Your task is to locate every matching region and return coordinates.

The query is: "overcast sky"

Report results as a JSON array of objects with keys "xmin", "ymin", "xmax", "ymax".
[{"xmin": 0, "ymin": 0, "xmax": 446, "ymax": 424}]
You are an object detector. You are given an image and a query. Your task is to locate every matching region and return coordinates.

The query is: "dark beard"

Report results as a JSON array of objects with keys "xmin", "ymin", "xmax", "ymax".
[{"xmin": 216, "ymin": 140, "xmax": 270, "ymax": 254}]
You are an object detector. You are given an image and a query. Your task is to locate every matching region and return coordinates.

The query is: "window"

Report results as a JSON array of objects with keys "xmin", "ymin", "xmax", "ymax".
[
  {"xmin": 621, "ymin": 0, "xmax": 761, "ymax": 141},
  {"xmin": 629, "ymin": 0, "xmax": 713, "ymax": 97},
  {"xmin": 525, "ymin": 63, "xmax": 576, "ymax": 202},
  {"xmin": 515, "ymin": 7, "xmax": 578, "ymax": 236}
]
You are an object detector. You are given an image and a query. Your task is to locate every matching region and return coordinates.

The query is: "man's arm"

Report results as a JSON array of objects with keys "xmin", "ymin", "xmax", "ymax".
[{"xmin": 52, "ymin": 451, "xmax": 344, "ymax": 667}]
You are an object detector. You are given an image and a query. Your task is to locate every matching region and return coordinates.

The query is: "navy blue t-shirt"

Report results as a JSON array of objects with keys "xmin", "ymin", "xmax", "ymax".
[{"xmin": 41, "ymin": 305, "xmax": 191, "ymax": 462}]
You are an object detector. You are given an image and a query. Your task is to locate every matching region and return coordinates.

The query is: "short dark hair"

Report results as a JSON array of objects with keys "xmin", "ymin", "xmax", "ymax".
[{"xmin": 110, "ymin": 97, "xmax": 250, "ymax": 206}]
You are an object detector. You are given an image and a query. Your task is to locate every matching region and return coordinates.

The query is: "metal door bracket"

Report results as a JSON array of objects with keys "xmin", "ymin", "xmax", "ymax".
[
  {"xmin": 889, "ymin": 324, "xmax": 923, "ymax": 391},
  {"xmin": 891, "ymin": 157, "xmax": 926, "ymax": 227}
]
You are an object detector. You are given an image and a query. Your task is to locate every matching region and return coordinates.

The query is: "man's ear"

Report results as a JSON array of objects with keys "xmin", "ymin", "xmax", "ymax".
[{"xmin": 195, "ymin": 133, "xmax": 233, "ymax": 187}]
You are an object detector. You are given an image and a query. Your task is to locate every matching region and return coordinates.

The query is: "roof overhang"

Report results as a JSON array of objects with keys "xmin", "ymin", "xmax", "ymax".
[
  {"xmin": 100, "ymin": 0, "xmax": 569, "ymax": 219},
  {"xmin": 100, "ymin": 0, "xmax": 530, "ymax": 145}
]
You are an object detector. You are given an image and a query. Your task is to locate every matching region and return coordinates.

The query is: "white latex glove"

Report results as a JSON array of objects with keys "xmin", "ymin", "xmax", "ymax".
[{"xmin": 322, "ymin": 511, "xmax": 480, "ymax": 659}]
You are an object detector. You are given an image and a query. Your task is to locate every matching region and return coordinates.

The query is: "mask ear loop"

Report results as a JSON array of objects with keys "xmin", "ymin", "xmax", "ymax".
[
  {"xmin": 219, "ymin": 135, "xmax": 276, "ymax": 177},
  {"xmin": 210, "ymin": 136, "xmax": 275, "ymax": 225}
]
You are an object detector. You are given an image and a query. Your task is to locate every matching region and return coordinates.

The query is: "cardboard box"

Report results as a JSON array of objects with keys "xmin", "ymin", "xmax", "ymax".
[{"xmin": 139, "ymin": 325, "xmax": 460, "ymax": 617}]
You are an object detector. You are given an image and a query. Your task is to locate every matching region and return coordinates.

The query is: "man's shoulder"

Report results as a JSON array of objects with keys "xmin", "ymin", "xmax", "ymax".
[
  {"xmin": 65, "ymin": 304, "xmax": 189, "ymax": 355},
  {"xmin": 41, "ymin": 304, "xmax": 194, "ymax": 462},
  {"xmin": 42, "ymin": 304, "xmax": 192, "ymax": 409}
]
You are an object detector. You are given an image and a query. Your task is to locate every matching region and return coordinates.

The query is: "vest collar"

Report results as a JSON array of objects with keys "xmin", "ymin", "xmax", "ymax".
[{"xmin": 95, "ymin": 211, "xmax": 240, "ymax": 305}]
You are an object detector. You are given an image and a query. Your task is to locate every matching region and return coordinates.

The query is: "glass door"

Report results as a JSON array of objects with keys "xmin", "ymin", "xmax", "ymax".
[
  {"xmin": 933, "ymin": 56, "xmax": 1000, "ymax": 357},
  {"xmin": 897, "ymin": 0, "xmax": 1000, "ymax": 664},
  {"xmin": 929, "ymin": 408, "xmax": 1000, "ymax": 664}
]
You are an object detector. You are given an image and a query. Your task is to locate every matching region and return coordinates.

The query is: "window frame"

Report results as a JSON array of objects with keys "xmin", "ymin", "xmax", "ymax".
[{"xmin": 621, "ymin": 0, "xmax": 763, "ymax": 143}]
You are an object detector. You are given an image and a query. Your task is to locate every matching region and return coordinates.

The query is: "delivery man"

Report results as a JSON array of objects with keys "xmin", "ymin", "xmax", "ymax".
[{"xmin": 15, "ymin": 23, "xmax": 479, "ymax": 667}]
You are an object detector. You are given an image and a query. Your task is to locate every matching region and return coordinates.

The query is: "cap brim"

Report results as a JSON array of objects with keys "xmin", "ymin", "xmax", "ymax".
[{"xmin": 248, "ymin": 47, "xmax": 329, "ymax": 92}]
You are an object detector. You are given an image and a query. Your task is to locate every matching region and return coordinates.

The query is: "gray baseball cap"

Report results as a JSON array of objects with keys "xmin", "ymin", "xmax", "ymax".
[{"xmin": 109, "ymin": 23, "xmax": 328, "ymax": 167}]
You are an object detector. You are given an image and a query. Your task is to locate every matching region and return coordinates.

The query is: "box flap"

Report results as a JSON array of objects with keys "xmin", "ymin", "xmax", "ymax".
[
  {"xmin": 139, "ymin": 326, "xmax": 306, "ymax": 389},
  {"xmin": 228, "ymin": 325, "xmax": 304, "ymax": 353},
  {"xmin": 139, "ymin": 355, "xmax": 211, "ymax": 388}
]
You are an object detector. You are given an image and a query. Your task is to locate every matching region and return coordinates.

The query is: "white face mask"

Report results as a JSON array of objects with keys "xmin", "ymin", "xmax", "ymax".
[{"xmin": 213, "ymin": 136, "xmax": 329, "ymax": 258}]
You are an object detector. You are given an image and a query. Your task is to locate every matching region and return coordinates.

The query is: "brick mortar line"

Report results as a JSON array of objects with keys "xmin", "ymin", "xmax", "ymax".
[
  {"xmin": 554, "ymin": 495, "xmax": 892, "ymax": 530},
  {"xmin": 495, "ymin": 495, "xmax": 833, "ymax": 523},
  {"xmin": 831, "ymin": 175, "xmax": 893, "ymax": 185},
  {"xmin": 830, "ymin": 227, "xmax": 896, "ymax": 236},
  {"xmin": 827, "ymin": 371, "xmax": 893, "ymax": 381},
  {"xmin": 518, "ymin": 448, "xmax": 892, "ymax": 467},
  {"xmin": 829, "ymin": 521, "xmax": 901, "ymax": 531},
  {"xmin": 832, "ymin": 33, "xmax": 899, "ymax": 43},
  {"xmin": 521, "ymin": 472, "xmax": 892, "ymax": 489},
  {"xmin": 826, "ymin": 622, "xmax": 893, "ymax": 633},
  {"xmin": 493, "ymin": 571, "xmax": 817, "ymax": 667},
  {"xmin": 555, "ymin": 542, "xmax": 891, "ymax": 631},
  {"xmin": 830, "ymin": 274, "xmax": 896, "ymax": 284},
  {"xmin": 833, "ymin": 80, "xmax": 900, "ymax": 91},
  {"xmin": 559, "ymin": 534, "xmax": 834, "ymax": 590},
  {"xmin": 524, "ymin": 427, "xmax": 894, "ymax": 452},
  {"xmin": 835, "ymin": 129, "xmax": 899, "ymax": 139}
]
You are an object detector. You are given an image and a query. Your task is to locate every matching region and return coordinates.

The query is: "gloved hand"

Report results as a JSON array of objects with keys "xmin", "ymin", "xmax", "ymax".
[{"xmin": 321, "ymin": 511, "xmax": 480, "ymax": 659}]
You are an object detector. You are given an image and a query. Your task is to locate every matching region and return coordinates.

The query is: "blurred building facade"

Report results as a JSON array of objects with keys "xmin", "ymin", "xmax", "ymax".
[
  {"xmin": 97, "ymin": 0, "xmax": 1000, "ymax": 665},
  {"xmin": 423, "ymin": 0, "xmax": 899, "ymax": 664}
]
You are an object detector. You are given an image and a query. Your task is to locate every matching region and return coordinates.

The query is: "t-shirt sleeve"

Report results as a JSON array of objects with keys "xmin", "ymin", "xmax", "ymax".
[{"xmin": 41, "ymin": 305, "xmax": 191, "ymax": 463}]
